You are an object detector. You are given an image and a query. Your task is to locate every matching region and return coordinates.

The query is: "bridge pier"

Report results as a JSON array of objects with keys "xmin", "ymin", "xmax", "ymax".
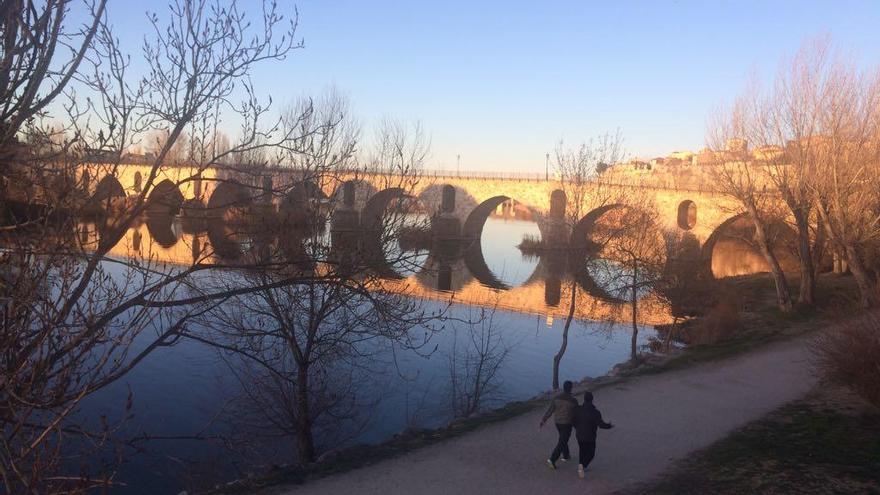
[
  {"xmin": 543, "ymin": 250, "xmax": 567, "ymax": 307},
  {"xmin": 331, "ymin": 181, "xmax": 361, "ymax": 252},
  {"xmin": 432, "ymin": 184, "xmax": 461, "ymax": 240},
  {"xmin": 542, "ymin": 189, "xmax": 570, "ymax": 249}
]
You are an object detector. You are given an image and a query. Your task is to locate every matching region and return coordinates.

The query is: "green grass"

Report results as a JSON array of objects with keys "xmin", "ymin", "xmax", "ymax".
[{"xmin": 629, "ymin": 389, "xmax": 880, "ymax": 494}]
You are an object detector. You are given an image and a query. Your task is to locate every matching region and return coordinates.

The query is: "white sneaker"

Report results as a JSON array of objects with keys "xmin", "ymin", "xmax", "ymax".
[
  {"xmin": 560, "ymin": 457, "xmax": 569, "ymax": 462},
  {"xmin": 546, "ymin": 459, "xmax": 556, "ymax": 470},
  {"xmin": 577, "ymin": 464, "xmax": 585, "ymax": 479}
]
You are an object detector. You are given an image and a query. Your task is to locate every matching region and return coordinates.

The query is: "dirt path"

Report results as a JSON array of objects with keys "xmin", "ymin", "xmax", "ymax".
[{"xmin": 270, "ymin": 336, "xmax": 816, "ymax": 495}]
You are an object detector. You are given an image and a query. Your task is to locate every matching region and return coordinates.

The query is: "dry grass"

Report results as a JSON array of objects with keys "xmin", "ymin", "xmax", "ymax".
[
  {"xmin": 689, "ymin": 297, "xmax": 742, "ymax": 345},
  {"xmin": 627, "ymin": 384, "xmax": 880, "ymax": 495},
  {"xmin": 811, "ymin": 311, "xmax": 880, "ymax": 409}
]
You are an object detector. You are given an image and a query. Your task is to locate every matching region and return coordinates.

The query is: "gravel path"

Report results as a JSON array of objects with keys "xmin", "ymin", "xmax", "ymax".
[{"xmin": 270, "ymin": 336, "xmax": 816, "ymax": 495}]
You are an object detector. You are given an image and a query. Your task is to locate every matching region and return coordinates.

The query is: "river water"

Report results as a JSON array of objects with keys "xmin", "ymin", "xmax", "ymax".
[{"xmin": 63, "ymin": 211, "xmax": 667, "ymax": 494}]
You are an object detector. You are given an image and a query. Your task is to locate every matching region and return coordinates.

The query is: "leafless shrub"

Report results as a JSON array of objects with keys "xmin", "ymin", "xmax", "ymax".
[
  {"xmin": 811, "ymin": 312, "xmax": 880, "ymax": 409},
  {"xmin": 689, "ymin": 297, "xmax": 742, "ymax": 346}
]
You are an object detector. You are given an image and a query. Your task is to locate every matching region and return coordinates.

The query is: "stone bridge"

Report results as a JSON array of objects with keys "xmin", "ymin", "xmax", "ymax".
[
  {"xmin": 77, "ymin": 163, "xmax": 748, "ymax": 259},
  {"xmin": 72, "ymin": 162, "xmax": 798, "ymax": 324}
]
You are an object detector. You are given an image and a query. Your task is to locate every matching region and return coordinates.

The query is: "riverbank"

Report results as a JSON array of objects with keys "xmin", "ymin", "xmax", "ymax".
[
  {"xmin": 626, "ymin": 383, "xmax": 880, "ymax": 494},
  {"xmin": 210, "ymin": 274, "xmax": 858, "ymax": 494}
]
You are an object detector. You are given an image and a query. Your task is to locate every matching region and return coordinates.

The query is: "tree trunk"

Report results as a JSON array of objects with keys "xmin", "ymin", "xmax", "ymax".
[
  {"xmin": 816, "ymin": 202, "xmax": 877, "ymax": 308},
  {"xmin": 552, "ymin": 282, "xmax": 577, "ymax": 390},
  {"xmin": 630, "ymin": 260, "xmax": 638, "ymax": 361},
  {"xmin": 811, "ymin": 215, "xmax": 826, "ymax": 279},
  {"xmin": 844, "ymin": 242, "xmax": 878, "ymax": 308},
  {"xmin": 748, "ymin": 205, "xmax": 793, "ymax": 312},
  {"xmin": 793, "ymin": 208, "xmax": 816, "ymax": 305},
  {"xmin": 295, "ymin": 364, "xmax": 316, "ymax": 463}
]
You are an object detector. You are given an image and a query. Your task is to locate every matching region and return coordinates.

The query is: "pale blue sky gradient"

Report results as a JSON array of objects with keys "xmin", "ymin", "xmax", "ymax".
[{"xmin": 108, "ymin": 1, "xmax": 880, "ymax": 171}]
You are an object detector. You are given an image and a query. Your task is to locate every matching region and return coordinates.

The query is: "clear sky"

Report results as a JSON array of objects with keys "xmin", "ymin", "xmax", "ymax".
[{"xmin": 107, "ymin": 1, "xmax": 880, "ymax": 171}]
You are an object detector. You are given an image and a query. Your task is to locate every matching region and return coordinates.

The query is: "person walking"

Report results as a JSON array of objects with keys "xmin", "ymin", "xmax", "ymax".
[
  {"xmin": 539, "ymin": 380, "xmax": 578, "ymax": 469},
  {"xmin": 572, "ymin": 390, "xmax": 614, "ymax": 479}
]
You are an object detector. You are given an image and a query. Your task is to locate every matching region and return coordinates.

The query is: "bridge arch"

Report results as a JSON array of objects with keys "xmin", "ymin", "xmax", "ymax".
[
  {"xmin": 280, "ymin": 180, "xmax": 328, "ymax": 229},
  {"xmin": 462, "ymin": 196, "xmax": 544, "ymax": 239},
  {"xmin": 147, "ymin": 179, "xmax": 185, "ymax": 215},
  {"xmin": 362, "ymin": 187, "xmax": 410, "ymax": 230},
  {"xmin": 91, "ymin": 175, "xmax": 125, "ymax": 202},
  {"xmin": 570, "ymin": 203, "xmax": 625, "ymax": 249},
  {"xmin": 700, "ymin": 213, "xmax": 749, "ymax": 268},
  {"xmin": 285, "ymin": 179, "xmax": 326, "ymax": 204},
  {"xmin": 86, "ymin": 175, "xmax": 126, "ymax": 214},
  {"xmin": 462, "ymin": 241, "xmax": 511, "ymax": 290},
  {"xmin": 700, "ymin": 213, "xmax": 799, "ymax": 279},
  {"xmin": 570, "ymin": 203, "xmax": 668, "ymax": 303},
  {"xmin": 463, "ymin": 196, "xmax": 508, "ymax": 239},
  {"xmin": 358, "ymin": 187, "xmax": 432, "ymax": 280},
  {"xmin": 416, "ymin": 183, "xmax": 479, "ymax": 218},
  {"xmin": 460, "ymin": 195, "xmax": 545, "ymax": 290},
  {"xmin": 206, "ymin": 219, "xmax": 255, "ymax": 262},
  {"xmin": 145, "ymin": 215, "xmax": 179, "ymax": 248},
  {"xmin": 206, "ymin": 180, "xmax": 251, "ymax": 215}
]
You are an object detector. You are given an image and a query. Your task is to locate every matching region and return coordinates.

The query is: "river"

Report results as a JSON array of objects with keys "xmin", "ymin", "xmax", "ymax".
[{"xmin": 52, "ymin": 211, "xmax": 670, "ymax": 494}]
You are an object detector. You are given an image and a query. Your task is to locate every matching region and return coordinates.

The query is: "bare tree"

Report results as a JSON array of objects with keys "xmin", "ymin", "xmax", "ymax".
[
  {"xmin": 805, "ymin": 48, "xmax": 880, "ymax": 307},
  {"xmin": 446, "ymin": 305, "xmax": 511, "ymax": 418},
  {"xmin": 709, "ymin": 111, "xmax": 795, "ymax": 312},
  {"xmin": 588, "ymin": 205, "xmax": 666, "ymax": 361},
  {"xmin": 551, "ymin": 132, "xmax": 624, "ymax": 389},
  {"xmin": 716, "ymin": 39, "xmax": 866, "ymax": 307},
  {"xmin": 0, "ymin": 0, "xmax": 107, "ymax": 148},
  {"xmin": 186, "ymin": 98, "xmax": 445, "ymax": 464},
  {"xmin": 713, "ymin": 38, "xmax": 880, "ymax": 309},
  {"xmin": 0, "ymin": 1, "xmax": 305, "ymax": 491}
]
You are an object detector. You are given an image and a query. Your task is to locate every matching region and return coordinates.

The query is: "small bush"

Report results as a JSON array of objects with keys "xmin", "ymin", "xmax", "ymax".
[
  {"xmin": 689, "ymin": 299, "xmax": 741, "ymax": 345},
  {"xmin": 812, "ymin": 312, "xmax": 880, "ymax": 409},
  {"xmin": 516, "ymin": 234, "xmax": 543, "ymax": 254}
]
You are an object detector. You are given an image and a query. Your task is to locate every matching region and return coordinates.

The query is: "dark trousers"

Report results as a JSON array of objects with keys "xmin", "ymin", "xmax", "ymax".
[
  {"xmin": 549, "ymin": 423, "xmax": 572, "ymax": 462},
  {"xmin": 577, "ymin": 440, "xmax": 596, "ymax": 469}
]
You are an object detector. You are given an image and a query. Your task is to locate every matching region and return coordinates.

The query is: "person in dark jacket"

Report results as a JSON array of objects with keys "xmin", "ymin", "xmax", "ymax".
[
  {"xmin": 572, "ymin": 390, "xmax": 613, "ymax": 478},
  {"xmin": 539, "ymin": 380, "xmax": 578, "ymax": 469}
]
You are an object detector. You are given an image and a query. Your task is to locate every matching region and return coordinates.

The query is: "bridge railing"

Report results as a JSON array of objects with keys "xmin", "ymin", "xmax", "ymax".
[
  {"xmin": 416, "ymin": 168, "xmax": 727, "ymax": 194},
  {"xmin": 91, "ymin": 162, "xmax": 732, "ymax": 195},
  {"xmin": 419, "ymin": 169, "xmax": 550, "ymax": 181}
]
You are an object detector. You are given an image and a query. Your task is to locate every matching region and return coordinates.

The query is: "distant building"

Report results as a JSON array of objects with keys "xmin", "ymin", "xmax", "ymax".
[
  {"xmin": 629, "ymin": 159, "xmax": 649, "ymax": 170},
  {"xmin": 753, "ymin": 145, "xmax": 783, "ymax": 161},
  {"xmin": 696, "ymin": 147, "xmax": 721, "ymax": 165},
  {"xmin": 669, "ymin": 150, "xmax": 695, "ymax": 162},
  {"xmin": 726, "ymin": 138, "xmax": 748, "ymax": 153},
  {"xmin": 83, "ymin": 148, "xmax": 121, "ymax": 162}
]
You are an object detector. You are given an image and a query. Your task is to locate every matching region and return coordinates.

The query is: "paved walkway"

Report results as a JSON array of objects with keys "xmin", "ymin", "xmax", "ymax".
[{"xmin": 271, "ymin": 337, "xmax": 816, "ymax": 495}]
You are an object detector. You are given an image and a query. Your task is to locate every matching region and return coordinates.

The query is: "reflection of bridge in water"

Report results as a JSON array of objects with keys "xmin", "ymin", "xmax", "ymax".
[{"xmin": 79, "ymin": 216, "xmax": 675, "ymax": 325}]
